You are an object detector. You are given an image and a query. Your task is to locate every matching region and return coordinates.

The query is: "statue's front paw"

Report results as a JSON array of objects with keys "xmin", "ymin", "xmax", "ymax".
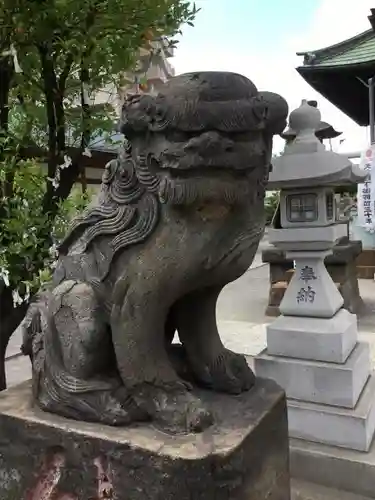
[{"xmin": 200, "ymin": 349, "xmax": 255, "ymax": 395}]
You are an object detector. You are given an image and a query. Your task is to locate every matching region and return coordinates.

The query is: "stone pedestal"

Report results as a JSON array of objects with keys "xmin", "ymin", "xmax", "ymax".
[
  {"xmin": 280, "ymin": 251, "xmax": 344, "ymax": 318},
  {"xmin": 255, "ymin": 308, "xmax": 375, "ymax": 451},
  {"xmin": 256, "ymin": 230, "xmax": 375, "ymax": 452},
  {"xmin": 262, "ymin": 240, "xmax": 364, "ymax": 317},
  {"xmin": 0, "ymin": 379, "xmax": 290, "ymax": 500}
]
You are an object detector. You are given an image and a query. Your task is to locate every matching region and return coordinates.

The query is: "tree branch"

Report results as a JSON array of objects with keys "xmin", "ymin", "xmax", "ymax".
[
  {"xmin": 38, "ymin": 44, "xmax": 58, "ymax": 163},
  {"xmin": 0, "ymin": 57, "xmax": 14, "ymax": 202},
  {"xmin": 58, "ymin": 52, "xmax": 74, "ymax": 94},
  {"xmin": 38, "ymin": 43, "xmax": 60, "ymax": 215}
]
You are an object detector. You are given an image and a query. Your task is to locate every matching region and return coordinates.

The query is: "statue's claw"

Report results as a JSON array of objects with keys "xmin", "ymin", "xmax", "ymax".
[
  {"xmin": 133, "ymin": 383, "xmax": 213, "ymax": 434},
  {"xmin": 103, "ymin": 387, "xmax": 149, "ymax": 426},
  {"xmin": 101, "ymin": 393, "xmax": 138, "ymax": 426},
  {"xmin": 195, "ymin": 349, "xmax": 255, "ymax": 395},
  {"xmin": 185, "ymin": 397, "xmax": 213, "ymax": 433}
]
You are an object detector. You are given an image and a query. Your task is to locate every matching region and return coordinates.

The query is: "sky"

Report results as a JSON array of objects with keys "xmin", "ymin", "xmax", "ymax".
[{"xmin": 172, "ymin": 0, "xmax": 375, "ymax": 156}]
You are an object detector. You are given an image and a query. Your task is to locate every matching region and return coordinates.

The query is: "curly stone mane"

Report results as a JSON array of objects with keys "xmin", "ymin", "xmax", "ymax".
[
  {"xmin": 58, "ymin": 146, "xmax": 161, "ymax": 279},
  {"xmin": 120, "ymin": 74, "xmax": 287, "ymax": 136}
]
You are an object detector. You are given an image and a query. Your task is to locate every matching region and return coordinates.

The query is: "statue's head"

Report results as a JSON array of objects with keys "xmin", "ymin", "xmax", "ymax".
[
  {"xmin": 59, "ymin": 73, "xmax": 287, "ymax": 270},
  {"xmin": 120, "ymin": 71, "xmax": 288, "ymax": 206}
]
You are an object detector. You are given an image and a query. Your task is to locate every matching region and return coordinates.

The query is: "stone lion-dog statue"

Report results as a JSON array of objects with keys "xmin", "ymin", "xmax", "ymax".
[{"xmin": 21, "ymin": 71, "xmax": 288, "ymax": 433}]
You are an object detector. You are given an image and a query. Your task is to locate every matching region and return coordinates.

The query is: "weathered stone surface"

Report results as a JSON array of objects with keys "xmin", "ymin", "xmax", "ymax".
[
  {"xmin": 0, "ymin": 378, "xmax": 290, "ymax": 500},
  {"xmin": 19, "ymin": 71, "xmax": 288, "ymax": 434}
]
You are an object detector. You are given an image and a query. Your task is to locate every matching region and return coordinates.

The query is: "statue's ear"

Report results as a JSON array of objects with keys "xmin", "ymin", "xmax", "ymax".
[
  {"xmin": 120, "ymin": 94, "xmax": 157, "ymax": 137},
  {"xmin": 258, "ymin": 91, "xmax": 288, "ymax": 135}
]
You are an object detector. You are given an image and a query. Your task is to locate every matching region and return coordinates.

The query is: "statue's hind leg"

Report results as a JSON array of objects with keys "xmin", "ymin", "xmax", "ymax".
[
  {"xmin": 38, "ymin": 280, "xmax": 146, "ymax": 426},
  {"xmin": 111, "ymin": 278, "xmax": 213, "ymax": 433},
  {"xmin": 175, "ymin": 286, "xmax": 256, "ymax": 394}
]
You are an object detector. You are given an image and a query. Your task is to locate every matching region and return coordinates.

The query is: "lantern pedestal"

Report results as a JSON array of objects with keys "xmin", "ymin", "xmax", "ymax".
[
  {"xmin": 262, "ymin": 240, "xmax": 364, "ymax": 317},
  {"xmin": 255, "ymin": 329, "xmax": 375, "ymax": 451},
  {"xmin": 287, "ymin": 374, "xmax": 375, "ymax": 451},
  {"xmin": 255, "ymin": 234, "xmax": 375, "ymax": 451},
  {"xmin": 279, "ymin": 250, "xmax": 344, "ymax": 318},
  {"xmin": 255, "ymin": 244, "xmax": 375, "ymax": 451},
  {"xmin": 265, "ymin": 308, "xmax": 357, "ymax": 363}
]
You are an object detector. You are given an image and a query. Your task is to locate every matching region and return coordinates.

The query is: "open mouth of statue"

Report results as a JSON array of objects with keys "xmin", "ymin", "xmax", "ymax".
[
  {"xmin": 158, "ymin": 149, "xmax": 266, "ymax": 180},
  {"xmin": 157, "ymin": 167, "xmax": 254, "ymax": 206}
]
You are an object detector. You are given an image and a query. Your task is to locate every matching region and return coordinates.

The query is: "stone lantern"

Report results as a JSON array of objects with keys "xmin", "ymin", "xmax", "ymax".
[
  {"xmin": 255, "ymin": 100, "xmax": 375, "ymax": 452},
  {"xmin": 263, "ymin": 100, "xmax": 363, "ymax": 317}
]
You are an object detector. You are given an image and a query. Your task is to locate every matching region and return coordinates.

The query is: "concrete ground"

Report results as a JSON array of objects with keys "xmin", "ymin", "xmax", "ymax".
[
  {"xmin": 291, "ymin": 480, "xmax": 372, "ymax": 500},
  {"xmin": 4, "ymin": 235, "xmax": 375, "ymax": 499}
]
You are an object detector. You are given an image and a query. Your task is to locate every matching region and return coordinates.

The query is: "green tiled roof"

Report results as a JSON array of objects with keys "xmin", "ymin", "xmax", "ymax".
[{"xmin": 299, "ymin": 29, "xmax": 375, "ymax": 68}]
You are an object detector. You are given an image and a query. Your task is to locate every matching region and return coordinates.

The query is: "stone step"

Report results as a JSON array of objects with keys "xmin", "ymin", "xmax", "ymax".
[
  {"xmin": 287, "ymin": 373, "xmax": 375, "ymax": 452},
  {"xmin": 266, "ymin": 308, "xmax": 358, "ymax": 363},
  {"xmin": 290, "ymin": 403, "xmax": 375, "ymax": 497},
  {"xmin": 254, "ymin": 341, "xmax": 370, "ymax": 408},
  {"xmin": 291, "ymin": 479, "xmax": 373, "ymax": 500}
]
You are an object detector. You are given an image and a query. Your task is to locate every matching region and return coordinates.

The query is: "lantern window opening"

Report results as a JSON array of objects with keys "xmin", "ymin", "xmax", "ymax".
[{"xmin": 286, "ymin": 193, "xmax": 318, "ymax": 223}]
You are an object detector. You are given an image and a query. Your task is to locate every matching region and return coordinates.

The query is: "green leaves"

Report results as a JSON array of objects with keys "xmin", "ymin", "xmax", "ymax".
[
  {"xmin": 0, "ymin": 159, "xmax": 93, "ymax": 303},
  {"xmin": 0, "ymin": 160, "xmax": 48, "ymax": 297},
  {"xmin": 0, "ymin": 0, "xmax": 198, "ymax": 308},
  {"xmin": 1, "ymin": 0, "xmax": 198, "ymax": 161}
]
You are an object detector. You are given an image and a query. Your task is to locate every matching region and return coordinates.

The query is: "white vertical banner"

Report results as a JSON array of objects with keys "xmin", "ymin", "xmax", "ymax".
[{"xmin": 357, "ymin": 144, "xmax": 375, "ymax": 232}]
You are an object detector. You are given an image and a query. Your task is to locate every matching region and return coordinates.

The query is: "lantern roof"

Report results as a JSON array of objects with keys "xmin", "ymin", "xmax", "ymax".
[{"xmin": 269, "ymin": 100, "xmax": 366, "ymax": 189}]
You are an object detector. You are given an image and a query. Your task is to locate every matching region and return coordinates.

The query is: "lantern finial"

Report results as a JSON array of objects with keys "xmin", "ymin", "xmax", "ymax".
[{"xmin": 289, "ymin": 100, "xmax": 321, "ymax": 138}]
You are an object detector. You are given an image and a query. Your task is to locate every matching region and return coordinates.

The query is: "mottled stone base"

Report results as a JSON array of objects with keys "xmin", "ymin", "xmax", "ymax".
[{"xmin": 0, "ymin": 379, "xmax": 290, "ymax": 500}]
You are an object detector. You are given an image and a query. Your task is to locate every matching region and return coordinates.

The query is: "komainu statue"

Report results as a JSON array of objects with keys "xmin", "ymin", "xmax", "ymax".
[{"xmin": 21, "ymin": 72, "xmax": 288, "ymax": 433}]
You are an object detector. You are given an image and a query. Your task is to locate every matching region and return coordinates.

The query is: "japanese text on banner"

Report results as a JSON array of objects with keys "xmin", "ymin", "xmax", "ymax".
[{"xmin": 357, "ymin": 145, "xmax": 375, "ymax": 232}]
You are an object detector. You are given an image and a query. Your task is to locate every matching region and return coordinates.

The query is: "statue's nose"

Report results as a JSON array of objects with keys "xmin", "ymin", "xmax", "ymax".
[{"xmin": 185, "ymin": 131, "xmax": 233, "ymax": 154}]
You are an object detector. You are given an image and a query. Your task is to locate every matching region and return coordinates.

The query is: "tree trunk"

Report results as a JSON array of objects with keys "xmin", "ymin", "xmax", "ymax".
[
  {"xmin": 0, "ymin": 57, "xmax": 20, "ymax": 391},
  {"xmin": 0, "ymin": 288, "xmax": 28, "ymax": 391}
]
